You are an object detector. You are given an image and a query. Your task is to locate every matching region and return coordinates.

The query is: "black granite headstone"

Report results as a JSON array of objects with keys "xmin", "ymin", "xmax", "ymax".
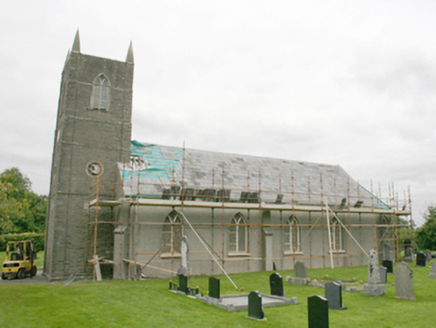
[
  {"xmin": 209, "ymin": 276, "xmax": 220, "ymax": 299},
  {"xmin": 178, "ymin": 274, "xmax": 188, "ymax": 293},
  {"xmin": 382, "ymin": 260, "xmax": 393, "ymax": 274},
  {"xmin": 308, "ymin": 295, "xmax": 329, "ymax": 328},
  {"xmin": 270, "ymin": 272, "xmax": 284, "ymax": 297},
  {"xmin": 248, "ymin": 291, "xmax": 265, "ymax": 320},
  {"xmin": 325, "ymin": 282, "xmax": 347, "ymax": 310},
  {"xmin": 416, "ymin": 253, "xmax": 426, "ymax": 267}
]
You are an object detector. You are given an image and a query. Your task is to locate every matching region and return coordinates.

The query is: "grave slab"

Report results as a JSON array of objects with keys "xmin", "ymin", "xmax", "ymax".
[{"xmin": 196, "ymin": 293, "xmax": 298, "ymax": 311}]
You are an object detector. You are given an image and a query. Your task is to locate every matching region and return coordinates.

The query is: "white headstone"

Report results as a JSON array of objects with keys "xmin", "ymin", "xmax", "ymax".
[
  {"xmin": 178, "ymin": 235, "xmax": 191, "ymax": 276},
  {"xmin": 363, "ymin": 249, "xmax": 386, "ymax": 296},
  {"xmin": 368, "ymin": 249, "xmax": 381, "ymax": 284}
]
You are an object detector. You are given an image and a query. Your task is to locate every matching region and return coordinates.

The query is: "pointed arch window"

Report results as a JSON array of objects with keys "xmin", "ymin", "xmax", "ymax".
[
  {"xmin": 284, "ymin": 215, "xmax": 302, "ymax": 254},
  {"xmin": 161, "ymin": 211, "xmax": 182, "ymax": 257},
  {"xmin": 330, "ymin": 218, "xmax": 344, "ymax": 252},
  {"xmin": 229, "ymin": 213, "xmax": 248, "ymax": 255},
  {"xmin": 91, "ymin": 74, "xmax": 110, "ymax": 110}
]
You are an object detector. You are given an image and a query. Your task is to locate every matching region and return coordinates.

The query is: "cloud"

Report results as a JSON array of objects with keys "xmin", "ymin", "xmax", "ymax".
[{"xmin": 1, "ymin": 0, "xmax": 436, "ymax": 226}]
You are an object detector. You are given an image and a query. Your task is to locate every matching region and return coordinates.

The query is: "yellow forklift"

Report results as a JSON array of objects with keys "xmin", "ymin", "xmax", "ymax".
[{"xmin": 1, "ymin": 240, "xmax": 37, "ymax": 280}]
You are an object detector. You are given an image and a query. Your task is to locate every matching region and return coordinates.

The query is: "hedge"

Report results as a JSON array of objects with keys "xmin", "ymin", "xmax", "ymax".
[{"xmin": 0, "ymin": 233, "xmax": 45, "ymax": 252}]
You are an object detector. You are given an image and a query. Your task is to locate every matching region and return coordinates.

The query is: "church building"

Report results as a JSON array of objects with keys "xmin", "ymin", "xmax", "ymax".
[{"xmin": 44, "ymin": 33, "xmax": 411, "ymax": 281}]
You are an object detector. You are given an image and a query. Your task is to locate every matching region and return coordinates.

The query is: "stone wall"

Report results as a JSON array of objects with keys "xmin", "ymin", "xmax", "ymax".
[{"xmin": 44, "ymin": 48, "xmax": 133, "ymax": 281}]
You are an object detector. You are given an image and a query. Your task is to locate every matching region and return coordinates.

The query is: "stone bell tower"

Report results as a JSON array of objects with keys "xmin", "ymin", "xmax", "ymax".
[{"xmin": 44, "ymin": 31, "xmax": 134, "ymax": 280}]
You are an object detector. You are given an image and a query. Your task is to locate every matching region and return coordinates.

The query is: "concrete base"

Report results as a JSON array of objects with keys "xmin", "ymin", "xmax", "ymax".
[
  {"xmin": 247, "ymin": 316, "xmax": 267, "ymax": 321},
  {"xmin": 177, "ymin": 267, "xmax": 192, "ymax": 276},
  {"xmin": 429, "ymin": 272, "xmax": 436, "ymax": 279},
  {"xmin": 285, "ymin": 276, "xmax": 308, "ymax": 286},
  {"xmin": 395, "ymin": 295, "xmax": 416, "ymax": 301},
  {"xmin": 363, "ymin": 283, "xmax": 386, "ymax": 297},
  {"xmin": 196, "ymin": 293, "xmax": 298, "ymax": 311}
]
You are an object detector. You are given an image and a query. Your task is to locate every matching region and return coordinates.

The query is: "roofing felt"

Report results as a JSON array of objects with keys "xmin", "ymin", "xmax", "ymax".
[{"xmin": 119, "ymin": 141, "xmax": 388, "ymax": 209}]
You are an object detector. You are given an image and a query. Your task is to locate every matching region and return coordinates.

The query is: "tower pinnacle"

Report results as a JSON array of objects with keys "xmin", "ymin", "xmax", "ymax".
[
  {"xmin": 72, "ymin": 29, "xmax": 80, "ymax": 53},
  {"xmin": 126, "ymin": 41, "xmax": 134, "ymax": 64}
]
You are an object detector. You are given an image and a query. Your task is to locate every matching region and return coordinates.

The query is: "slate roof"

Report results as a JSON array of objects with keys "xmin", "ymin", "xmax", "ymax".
[{"xmin": 119, "ymin": 141, "xmax": 388, "ymax": 209}]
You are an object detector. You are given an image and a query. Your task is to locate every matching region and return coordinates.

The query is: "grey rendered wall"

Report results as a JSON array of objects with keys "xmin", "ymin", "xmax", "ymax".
[{"xmin": 121, "ymin": 205, "xmax": 379, "ymax": 279}]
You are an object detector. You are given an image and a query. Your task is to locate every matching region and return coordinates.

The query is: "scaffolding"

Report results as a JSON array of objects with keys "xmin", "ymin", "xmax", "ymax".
[{"xmin": 86, "ymin": 159, "xmax": 412, "ymax": 280}]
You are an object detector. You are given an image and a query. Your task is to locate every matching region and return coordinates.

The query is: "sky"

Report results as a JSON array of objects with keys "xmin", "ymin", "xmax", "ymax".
[{"xmin": 1, "ymin": 0, "xmax": 435, "ymax": 226}]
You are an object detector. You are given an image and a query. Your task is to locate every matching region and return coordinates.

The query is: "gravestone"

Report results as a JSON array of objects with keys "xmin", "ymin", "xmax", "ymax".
[
  {"xmin": 291, "ymin": 261, "xmax": 309, "ymax": 285},
  {"xmin": 325, "ymin": 282, "xmax": 347, "ymax": 310},
  {"xmin": 403, "ymin": 239, "xmax": 414, "ymax": 262},
  {"xmin": 425, "ymin": 249, "xmax": 432, "ymax": 263},
  {"xmin": 270, "ymin": 272, "xmax": 284, "ymax": 297},
  {"xmin": 394, "ymin": 262, "xmax": 415, "ymax": 300},
  {"xmin": 382, "ymin": 260, "xmax": 393, "ymax": 274},
  {"xmin": 247, "ymin": 291, "xmax": 266, "ymax": 320},
  {"xmin": 308, "ymin": 295, "xmax": 329, "ymax": 328},
  {"xmin": 295, "ymin": 261, "xmax": 308, "ymax": 278},
  {"xmin": 209, "ymin": 277, "xmax": 220, "ymax": 299},
  {"xmin": 379, "ymin": 266, "xmax": 387, "ymax": 283},
  {"xmin": 363, "ymin": 250, "xmax": 386, "ymax": 296},
  {"xmin": 428, "ymin": 262, "xmax": 436, "ymax": 278},
  {"xmin": 367, "ymin": 250, "xmax": 381, "ymax": 284},
  {"xmin": 178, "ymin": 274, "xmax": 188, "ymax": 294},
  {"xmin": 416, "ymin": 253, "xmax": 426, "ymax": 267},
  {"xmin": 178, "ymin": 235, "xmax": 192, "ymax": 276}
]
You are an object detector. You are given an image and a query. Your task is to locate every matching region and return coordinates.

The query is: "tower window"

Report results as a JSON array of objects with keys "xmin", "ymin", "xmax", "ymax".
[{"xmin": 91, "ymin": 74, "xmax": 110, "ymax": 111}]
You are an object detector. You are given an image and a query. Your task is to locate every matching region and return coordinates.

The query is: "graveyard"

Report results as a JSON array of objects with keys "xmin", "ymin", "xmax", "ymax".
[{"xmin": 1, "ymin": 263, "xmax": 436, "ymax": 327}]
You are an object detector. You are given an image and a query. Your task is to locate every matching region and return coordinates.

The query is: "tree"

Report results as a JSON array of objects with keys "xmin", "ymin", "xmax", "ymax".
[
  {"xmin": 0, "ymin": 180, "xmax": 27, "ymax": 233},
  {"xmin": 0, "ymin": 167, "xmax": 31, "ymax": 200},
  {"xmin": 415, "ymin": 206, "xmax": 436, "ymax": 251},
  {"xmin": 0, "ymin": 168, "xmax": 47, "ymax": 234}
]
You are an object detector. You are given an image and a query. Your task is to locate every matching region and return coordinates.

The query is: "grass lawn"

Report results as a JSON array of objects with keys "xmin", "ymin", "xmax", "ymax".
[{"xmin": 1, "ymin": 262, "xmax": 435, "ymax": 327}]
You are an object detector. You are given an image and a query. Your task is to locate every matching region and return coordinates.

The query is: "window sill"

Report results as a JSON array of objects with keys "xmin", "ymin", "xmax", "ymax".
[
  {"xmin": 160, "ymin": 253, "xmax": 181, "ymax": 259},
  {"xmin": 329, "ymin": 250, "xmax": 346, "ymax": 254},
  {"xmin": 86, "ymin": 107, "xmax": 108, "ymax": 112},
  {"xmin": 284, "ymin": 251, "xmax": 304, "ymax": 256},
  {"xmin": 228, "ymin": 252, "xmax": 251, "ymax": 257}
]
